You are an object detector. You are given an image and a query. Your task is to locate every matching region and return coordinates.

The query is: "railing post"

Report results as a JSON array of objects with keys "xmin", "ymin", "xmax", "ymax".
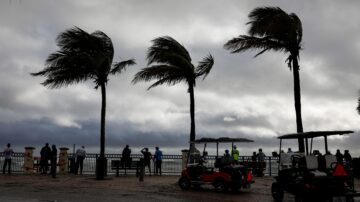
[
  {"xmin": 269, "ymin": 157, "xmax": 272, "ymax": 176},
  {"xmin": 59, "ymin": 147, "xmax": 69, "ymax": 174},
  {"xmin": 24, "ymin": 147, "xmax": 35, "ymax": 174}
]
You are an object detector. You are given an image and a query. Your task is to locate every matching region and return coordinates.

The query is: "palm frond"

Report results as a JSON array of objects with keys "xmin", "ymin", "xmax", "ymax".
[
  {"xmin": 224, "ymin": 35, "xmax": 287, "ymax": 55},
  {"xmin": 248, "ymin": 7, "xmax": 289, "ymax": 37},
  {"xmin": 289, "ymin": 13, "xmax": 303, "ymax": 46},
  {"xmin": 132, "ymin": 65, "xmax": 186, "ymax": 84},
  {"xmin": 146, "ymin": 74, "xmax": 186, "ymax": 90},
  {"xmin": 110, "ymin": 59, "xmax": 136, "ymax": 75},
  {"xmin": 195, "ymin": 54, "xmax": 214, "ymax": 80},
  {"xmin": 31, "ymin": 27, "xmax": 116, "ymax": 89},
  {"xmin": 147, "ymin": 36, "xmax": 192, "ymax": 66}
]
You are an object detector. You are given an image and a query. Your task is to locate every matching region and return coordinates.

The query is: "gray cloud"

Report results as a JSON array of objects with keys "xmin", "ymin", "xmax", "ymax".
[{"xmin": 1, "ymin": 0, "xmax": 360, "ymax": 156}]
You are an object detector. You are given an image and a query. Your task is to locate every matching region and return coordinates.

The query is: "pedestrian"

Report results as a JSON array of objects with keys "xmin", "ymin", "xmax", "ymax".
[
  {"xmin": 335, "ymin": 149, "xmax": 344, "ymax": 163},
  {"xmin": 40, "ymin": 143, "xmax": 51, "ymax": 174},
  {"xmin": 257, "ymin": 148, "xmax": 266, "ymax": 177},
  {"xmin": 122, "ymin": 145, "xmax": 131, "ymax": 168},
  {"xmin": 287, "ymin": 148, "xmax": 293, "ymax": 153},
  {"xmin": 75, "ymin": 145, "xmax": 86, "ymax": 175},
  {"xmin": 344, "ymin": 150, "xmax": 352, "ymax": 167},
  {"xmin": 50, "ymin": 145, "xmax": 57, "ymax": 178},
  {"xmin": 141, "ymin": 147, "xmax": 152, "ymax": 176},
  {"xmin": 231, "ymin": 145, "xmax": 239, "ymax": 163},
  {"xmin": 2, "ymin": 143, "xmax": 14, "ymax": 174},
  {"xmin": 154, "ymin": 146, "xmax": 163, "ymax": 175},
  {"xmin": 251, "ymin": 151, "xmax": 257, "ymax": 176}
]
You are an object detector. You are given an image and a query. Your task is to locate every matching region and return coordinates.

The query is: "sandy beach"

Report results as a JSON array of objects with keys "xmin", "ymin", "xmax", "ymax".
[{"xmin": 0, "ymin": 174, "xmax": 359, "ymax": 202}]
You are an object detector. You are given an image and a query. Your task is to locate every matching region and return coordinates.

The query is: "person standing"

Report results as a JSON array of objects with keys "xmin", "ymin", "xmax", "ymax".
[
  {"xmin": 75, "ymin": 146, "xmax": 86, "ymax": 175},
  {"xmin": 231, "ymin": 145, "xmax": 239, "ymax": 163},
  {"xmin": 257, "ymin": 148, "xmax": 266, "ymax": 177},
  {"xmin": 154, "ymin": 146, "xmax": 163, "ymax": 175},
  {"xmin": 122, "ymin": 145, "xmax": 131, "ymax": 168},
  {"xmin": 335, "ymin": 149, "xmax": 344, "ymax": 163},
  {"xmin": 344, "ymin": 150, "xmax": 352, "ymax": 168},
  {"xmin": 40, "ymin": 143, "xmax": 51, "ymax": 174},
  {"xmin": 2, "ymin": 143, "xmax": 14, "ymax": 174},
  {"xmin": 141, "ymin": 148, "xmax": 152, "ymax": 176},
  {"xmin": 50, "ymin": 145, "xmax": 57, "ymax": 178}
]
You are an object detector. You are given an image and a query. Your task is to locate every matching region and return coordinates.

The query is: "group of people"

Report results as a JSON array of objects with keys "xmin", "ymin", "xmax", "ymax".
[
  {"xmin": 335, "ymin": 149, "xmax": 353, "ymax": 166},
  {"xmin": 40, "ymin": 143, "xmax": 86, "ymax": 176},
  {"xmin": 39, "ymin": 143, "xmax": 57, "ymax": 177},
  {"xmin": 219, "ymin": 146, "xmax": 266, "ymax": 177},
  {"xmin": 121, "ymin": 145, "xmax": 163, "ymax": 176}
]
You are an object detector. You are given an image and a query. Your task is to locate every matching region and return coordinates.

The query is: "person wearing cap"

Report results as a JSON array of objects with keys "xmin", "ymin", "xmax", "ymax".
[
  {"xmin": 221, "ymin": 149, "xmax": 233, "ymax": 167},
  {"xmin": 231, "ymin": 145, "xmax": 240, "ymax": 163}
]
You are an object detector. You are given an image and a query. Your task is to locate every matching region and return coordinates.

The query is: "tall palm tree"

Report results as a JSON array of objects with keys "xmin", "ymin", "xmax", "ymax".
[
  {"xmin": 132, "ymin": 36, "xmax": 214, "ymax": 144},
  {"xmin": 224, "ymin": 7, "xmax": 305, "ymax": 152},
  {"xmin": 31, "ymin": 27, "xmax": 136, "ymax": 179}
]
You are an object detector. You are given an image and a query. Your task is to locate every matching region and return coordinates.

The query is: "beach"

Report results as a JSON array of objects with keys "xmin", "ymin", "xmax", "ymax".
[{"xmin": 0, "ymin": 174, "xmax": 359, "ymax": 202}]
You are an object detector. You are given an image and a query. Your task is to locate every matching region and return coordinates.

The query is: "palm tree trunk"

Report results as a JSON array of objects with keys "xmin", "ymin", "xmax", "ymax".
[
  {"xmin": 292, "ymin": 57, "xmax": 305, "ymax": 153},
  {"xmin": 189, "ymin": 84, "xmax": 196, "ymax": 143},
  {"xmin": 100, "ymin": 83, "xmax": 106, "ymax": 158},
  {"xmin": 96, "ymin": 83, "xmax": 106, "ymax": 180}
]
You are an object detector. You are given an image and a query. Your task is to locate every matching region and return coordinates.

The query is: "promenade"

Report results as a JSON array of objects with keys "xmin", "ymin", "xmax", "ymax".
[
  {"xmin": 1, "ymin": 174, "xmax": 359, "ymax": 202},
  {"xmin": 0, "ymin": 174, "xmax": 279, "ymax": 202}
]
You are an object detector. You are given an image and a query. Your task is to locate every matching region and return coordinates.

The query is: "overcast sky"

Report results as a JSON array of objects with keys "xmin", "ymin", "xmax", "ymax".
[{"xmin": 1, "ymin": 0, "xmax": 360, "ymax": 155}]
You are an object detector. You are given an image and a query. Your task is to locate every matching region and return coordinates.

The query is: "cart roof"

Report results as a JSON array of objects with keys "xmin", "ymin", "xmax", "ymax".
[
  {"xmin": 278, "ymin": 130, "xmax": 354, "ymax": 139},
  {"xmin": 193, "ymin": 137, "xmax": 254, "ymax": 143}
]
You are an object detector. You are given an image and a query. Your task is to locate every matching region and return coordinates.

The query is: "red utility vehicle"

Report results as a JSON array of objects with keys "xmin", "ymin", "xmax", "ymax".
[{"xmin": 178, "ymin": 137, "xmax": 254, "ymax": 192}]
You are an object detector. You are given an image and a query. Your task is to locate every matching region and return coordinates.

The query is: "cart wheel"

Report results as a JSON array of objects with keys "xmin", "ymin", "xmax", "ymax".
[
  {"xmin": 271, "ymin": 182, "xmax": 284, "ymax": 202},
  {"xmin": 178, "ymin": 177, "xmax": 191, "ymax": 190},
  {"xmin": 213, "ymin": 178, "xmax": 227, "ymax": 192}
]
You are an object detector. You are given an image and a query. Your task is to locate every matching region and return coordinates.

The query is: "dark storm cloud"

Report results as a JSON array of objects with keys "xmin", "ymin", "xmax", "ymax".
[{"xmin": 1, "ymin": 0, "xmax": 360, "ymax": 155}]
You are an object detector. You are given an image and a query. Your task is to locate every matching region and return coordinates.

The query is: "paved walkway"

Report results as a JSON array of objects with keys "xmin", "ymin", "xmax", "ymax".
[{"xmin": 0, "ymin": 174, "xmax": 359, "ymax": 202}]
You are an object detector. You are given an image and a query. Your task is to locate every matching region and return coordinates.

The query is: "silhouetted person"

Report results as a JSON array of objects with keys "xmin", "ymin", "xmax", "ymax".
[
  {"xmin": 257, "ymin": 148, "xmax": 266, "ymax": 177},
  {"xmin": 75, "ymin": 145, "xmax": 86, "ymax": 175},
  {"xmin": 40, "ymin": 143, "xmax": 51, "ymax": 174},
  {"xmin": 344, "ymin": 150, "xmax": 352, "ymax": 167},
  {"xmin": 3, "ymin": 143, "xmax": 14, "ymax": 174},
  {"xmin": 141, "ymin": 148, "xmax": 152, "ymax": 176},
  {"xmin": 50, "ymin": 145, "xmax": 57, "ymax": 178},
  {"xmin": 335, "ymin": 149, "xmax": 344, "ymax": 163},
  {"xmin": 287, "ymin": 148, "xmax": 293, "ymax": 153},
  {"xmin": 154, "ymin": 146, "xmax": 163, "ymax": 175},
  {"xmin": 122, "ymin": 145, "xmax": 131, "ymax": 168},
  {"xmin": 251, "ymin": 151, "xmax": 257, "ymax": 176}
]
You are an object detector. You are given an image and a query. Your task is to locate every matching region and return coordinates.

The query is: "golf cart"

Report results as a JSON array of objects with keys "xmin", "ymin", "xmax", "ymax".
[
  {"xmin": 178, "ymin": 137, "xmax": 254, "ymax": 192},
  {"xmin": 271, "ymin": 130, "xmax": 359, "ymax": 202}
]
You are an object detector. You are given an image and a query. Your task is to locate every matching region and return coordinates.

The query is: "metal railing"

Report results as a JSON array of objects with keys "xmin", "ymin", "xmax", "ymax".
[{"xmin": 0, "ymin": 152, "xmax": 279, "ymax": 176}]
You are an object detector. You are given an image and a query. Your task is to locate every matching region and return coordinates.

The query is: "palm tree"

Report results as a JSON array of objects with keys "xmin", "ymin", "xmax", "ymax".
[
  {"xmin": 224, "ymin": 7, "xmax": 305, "ymax": 152},
  {"xmin": 132, "ymin": 36, "xmax": 214, "ymax": 145},
  {"xmin": 31, "ymin": 27, "xmax": 136, "ymax": 179}
]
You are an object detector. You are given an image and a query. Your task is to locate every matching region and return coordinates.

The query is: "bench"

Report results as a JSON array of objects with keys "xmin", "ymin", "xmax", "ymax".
[{"xmin": 111, "ymin": 159, "xmax": 139, "ymax": 177}]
